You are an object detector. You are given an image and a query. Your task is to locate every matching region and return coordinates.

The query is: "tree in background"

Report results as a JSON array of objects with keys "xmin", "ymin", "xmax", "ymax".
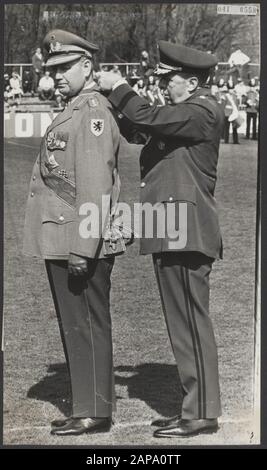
[{"xmin": 4, "ymin": 3, "xmax": 259, "ymax": 65}]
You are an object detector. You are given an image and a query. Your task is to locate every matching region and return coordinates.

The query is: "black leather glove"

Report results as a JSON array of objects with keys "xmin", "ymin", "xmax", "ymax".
[{"xmin": 68, "ymin": 254, "xmax": 88, "ymax": 276}]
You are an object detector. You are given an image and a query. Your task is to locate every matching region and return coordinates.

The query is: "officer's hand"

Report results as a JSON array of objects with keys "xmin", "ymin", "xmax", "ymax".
[
  {"xmin": 97, "ymin": 71, "xmax": 123, "ymax": 92},
  {"xmin": 68, "ymin": 254, "xmax": 88, "ymax": 276}
]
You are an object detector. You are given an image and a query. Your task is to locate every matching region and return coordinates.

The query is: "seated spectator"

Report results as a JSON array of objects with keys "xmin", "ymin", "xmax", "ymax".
[
  {"xmin": 132, "ymin": 78, "xmax": 147, "ymax": 98},
  {"xmin": 154, "ymin": 78, "xmax": 165, "ymax": 106},
  {"xmin": 127, "ymin": 67, "xmax": 141, "ymax": 87},
  {"xmin": 38, "ymin": 71, "xmax": 55, "ymax": 101},
  {"xmin": 146, "ymin": 82, "xmax": 156, "ymax": 105},
  {"xmin": 146, "ymin": 76, "xmax": 165, "ymax": 106},
  {"xmin": 9, "ymin": 71, "xmax": 23, "ymax": 103},
  {"xmin": 130, "ymin": 66, "xmax": 139, "ymax": 79},
  {"xmin": 140, "ymin": 50, "xmax": 154, "ymax": 77}
]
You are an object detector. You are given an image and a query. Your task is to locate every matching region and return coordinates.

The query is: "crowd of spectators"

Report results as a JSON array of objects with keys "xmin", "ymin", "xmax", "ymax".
[
  {"xmin": 211, "ymin": 76, "xmax": 259, "ymax": 142},
  {"xmin": 4, "ymin": 47, "xmax": 260, "ymax": 141},
  {"xmin": 99, "ymin": 50, "xmax": 166, "ymax": 106},
  {"xmin": 4, "ymin": 46, "xmax": 61, "ymax": 110}
]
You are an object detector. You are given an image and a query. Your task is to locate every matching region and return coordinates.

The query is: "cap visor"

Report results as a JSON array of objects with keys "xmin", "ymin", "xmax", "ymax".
[{"xmin": 45, "ymin": 53, "xmax": 83, "ymax": 67}]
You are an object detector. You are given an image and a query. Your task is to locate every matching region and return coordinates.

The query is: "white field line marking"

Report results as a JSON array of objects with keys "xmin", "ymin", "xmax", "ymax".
[{"xmin": 5, "ymin": 140, "xmax": 38, "ymax": 150}]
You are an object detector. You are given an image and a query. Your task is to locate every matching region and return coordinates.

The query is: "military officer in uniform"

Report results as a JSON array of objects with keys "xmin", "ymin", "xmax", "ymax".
[
  {"xmin": 23, "ymin": 30, "xmax": 123, "ymax": 436},
  {"xmin": 99, "ymin": 41, "xmax": 224, "ymax": 438}
]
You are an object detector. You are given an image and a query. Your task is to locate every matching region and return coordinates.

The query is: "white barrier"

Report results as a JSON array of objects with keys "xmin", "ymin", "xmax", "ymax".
[
  {"xmin": 4, "ymin": 110, "xmax": 249, "ymax": 139},
  {"xmin": 4, "ymin": 111, "xmax": 58, "ymax": 138}
]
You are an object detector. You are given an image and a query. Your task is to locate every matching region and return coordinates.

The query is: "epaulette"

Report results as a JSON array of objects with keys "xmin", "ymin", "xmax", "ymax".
[
  {"xmin": 73, "ymin": 93, "xmax": 100, "ymax": 110},
  {"xmin": 87, "ymin": 94, "xmax": 100, "ymax": 108},
  {"xmin": 73, "ymin": 94, "xmax": 92, "ymax": 110},
  {"xmin": 188, "ymin": 94, "xmax": 219, "ymax": 115}
]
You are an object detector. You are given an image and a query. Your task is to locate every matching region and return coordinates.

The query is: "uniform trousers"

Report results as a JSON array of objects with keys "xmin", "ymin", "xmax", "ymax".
[
  {"xmin": 45, "ymin": 258, "xmax": 115, "ymax": 418},
  {"xmin": 246, "ymin": 112, "xmax": 257, "ymax": 139},
  {"xmin": 224, "ymin": 117, "xmax": 239, "ymax": 144},
  {"xmin": 152, "ymin": 252, "xmax": 222, "ymax": 420}
]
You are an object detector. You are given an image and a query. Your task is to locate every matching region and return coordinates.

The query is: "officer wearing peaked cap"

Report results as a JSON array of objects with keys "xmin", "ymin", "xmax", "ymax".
[
  {"xmin": 154, "ymin": 41, "xmax": 217, "ymax": 75},
  {"xmin": 43, "ymin": 29, "xmax": 99, "ymax": 67},
  {"xmin": 23, "ymin": 30, "xmax": 124, "ymax": 436},
  {"xmin": 99, "ymin": 41, "xmax": 224, "ymax": 438}
]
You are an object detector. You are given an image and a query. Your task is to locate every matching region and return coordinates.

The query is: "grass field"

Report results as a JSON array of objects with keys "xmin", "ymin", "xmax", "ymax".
[{"xmin": 3, "ymin": 135, "xmax": 258, "ymax": 446}]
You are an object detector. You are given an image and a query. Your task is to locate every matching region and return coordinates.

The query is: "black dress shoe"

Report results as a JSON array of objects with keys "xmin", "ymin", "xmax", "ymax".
[
  {"xmin": 151, "ymin": 414, "xmax": 181, "ymax": 427},
  {"xmin": 153, "ymin": 418, "xmax": 218, "ymax": 438},
  {"xmin": 51, "ymin": 417, "xmax": 112, "ymax": 436},
  {"xmin": 51, "ymin": 417, "xmax": 73, "ymax": 428}
]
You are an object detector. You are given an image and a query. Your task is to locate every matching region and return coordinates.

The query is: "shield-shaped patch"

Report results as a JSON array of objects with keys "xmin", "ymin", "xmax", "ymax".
[{"xmin": 91, "ymin": 119, "xmax": 104, "ymax": 136}]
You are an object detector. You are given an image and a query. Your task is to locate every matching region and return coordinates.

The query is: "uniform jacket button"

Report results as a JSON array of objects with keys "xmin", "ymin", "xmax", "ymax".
[
  {"xmin": 140, "ymin": 182, "xmax": 146, "ymax": 188},
  {"xmin": 158, "ymin": 141, "xmax": 165, "ymax": 150},
  {"xmin": 168, "ymin": 196, "xmax": 174, "ymax": 202},
  {"xmin": 32, "ymin": 175, "xmax": 36, "ymax": 181},
  {"xmin": 31, "ymin": 192, "xmax": 34, "ymax": 197},
  {"xmin": 59, "ymin": 215, "xmax": 65, "ymax": 222}
]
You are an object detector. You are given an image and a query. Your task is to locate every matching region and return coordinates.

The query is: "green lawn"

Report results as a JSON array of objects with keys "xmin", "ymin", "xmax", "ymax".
[{"xmin": 3, "ymin": 136, "xmax": 258, "ymax": 446}]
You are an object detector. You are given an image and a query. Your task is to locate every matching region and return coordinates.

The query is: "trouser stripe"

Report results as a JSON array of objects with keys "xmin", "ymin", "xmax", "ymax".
[
  {"xmin": 153, "ymin": 257, "xmax": 177, "ymax": 358},
  {"xmin": 181, "ymin": 266, "xmax": 205, "ymax": 418},
  {"xmin": 45, "ymin": 260, "xmax": 71, "ymax": 379},
  {"xmin": 83, "ymin": 290, "xmax": 97, "ymax": 417},
  {"xmin": 185, "ymin": 268, "xmax": 207, "ymax": 418}
]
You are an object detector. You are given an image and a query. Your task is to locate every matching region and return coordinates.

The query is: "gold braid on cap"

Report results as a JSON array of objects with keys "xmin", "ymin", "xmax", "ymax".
[
  {"xmin": 49, "ymin": 43, "xmax": 92, "ymax": 58},
  {"xmin": 154, "ymin": 62, "xmax": 183, "ymax": 75}
]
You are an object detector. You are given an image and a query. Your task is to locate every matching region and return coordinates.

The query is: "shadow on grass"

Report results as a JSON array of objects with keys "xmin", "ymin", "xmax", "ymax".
[
  {"xmin": 27, "ymin": 362, "xmax": 182, "ymax": 418},
  {"xmin": 27, "ymin": 363, "xmax": 72, "ymax": 416},
  {"xmin": 115, "ymin": 364, "xmax": 182, "ymax": 418}
]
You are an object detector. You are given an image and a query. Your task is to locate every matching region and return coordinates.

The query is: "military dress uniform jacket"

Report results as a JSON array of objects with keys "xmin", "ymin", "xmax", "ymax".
[
  {"xmin": 23, "ymin": 84, "xmax": 121, "ymax": 259},
  {"xmin": 109, "ymin": 85, "xmax": 224, "ymax": 259}
]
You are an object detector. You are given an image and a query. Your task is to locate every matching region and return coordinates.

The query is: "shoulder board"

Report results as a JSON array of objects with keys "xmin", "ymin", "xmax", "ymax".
[
  {"xmin": 188, "ymin": 94, "xmax": 219, "ymax": 114},
  {"xmin": 87, "ymin": 94, "xmax": 100, "ymax": 108},
  {"xmin": 73, "ymin": 94, "xmax": 92, "ymax": 110},
  {"xmin": 73, "ymin": 93, "xmax": 101, "ymax": 110}
]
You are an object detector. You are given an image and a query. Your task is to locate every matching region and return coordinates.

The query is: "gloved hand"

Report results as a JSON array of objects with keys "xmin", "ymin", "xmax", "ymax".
[{"xmin": 68, "ymin": 253, "xmax": 88, "ymax": 276}]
